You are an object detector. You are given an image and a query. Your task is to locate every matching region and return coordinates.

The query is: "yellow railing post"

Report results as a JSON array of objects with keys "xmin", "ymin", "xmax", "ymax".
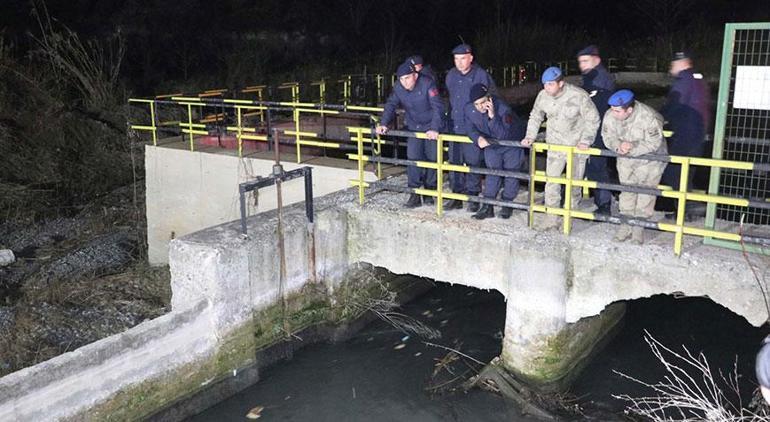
[
  {"xmin": 673, "ymin": 158, "xmax": 691, "ymax": 256},
  {"xmin": 563, "ymin": 147, "xmax": 574, "ymax": 234},
  {"xmin": 372, "ymin": 129, "xmax": 383, "ymax": 179},
  {"xmin": 356, "ymin": 128, "xmax": 365, "ymax": 205},
  {"xmin": 294, "ymin": 108, "xmax": 301, "ymax": 163},
  {"xmin": 258, "ymin": 88, "xmax": 265, "ymax": 123},
  {"xmin": 236, "ymin": 106, "xmax": 243, "ymax": 157},
  {"xmin": 528, "ymin": 144, "xmax": 537, "ymax": 228},
  {"xmin": 186, "ymin": 103, "xmax": 194, "ymax": 151},
  {"xmin": 149, "ymin": 101, "xmax": 158, "ymax": 145},
  {"xmin": 436, "ymin": 135, "xmax": 444, "ymax": 216}
]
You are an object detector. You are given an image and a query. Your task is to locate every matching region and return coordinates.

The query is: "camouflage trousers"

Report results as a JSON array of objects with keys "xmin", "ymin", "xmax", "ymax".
[
  {"xmin": 617, "ymin": 158, "xmax": 666, "ymax": 218},
  {"xmin": 545, "ymin": 150, "xmax": 588, "ymax": 209}
]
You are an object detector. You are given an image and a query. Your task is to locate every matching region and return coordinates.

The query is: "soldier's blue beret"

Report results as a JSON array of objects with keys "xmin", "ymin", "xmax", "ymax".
[
  {"xmin": 408, "ymin": 55, "xmax": 424, "ymax": 66},
  {"xmin": 452, "ymin": 43, "xmax": 472, "ymax": 55},
  {"xmin": 469, "ymin": 83, "xmax": 489, "ymax": 102},
  {"xmin": 608, "ymin": 89, "xmax": 635, "ymax": 107},
  {"xmin": 541, "ymin": 66, "xmax": 562, "ymax": 83},
  {"xmin": 672, "ymin": 50, "xmax": 691, "ymax": 61},
  {"xmin": 396, "ymin": 62, "xmax": 415, "ymax": 77},
  {"xmin": 576, "ymin": 45, "xmax": 600, "ymax": 57}
]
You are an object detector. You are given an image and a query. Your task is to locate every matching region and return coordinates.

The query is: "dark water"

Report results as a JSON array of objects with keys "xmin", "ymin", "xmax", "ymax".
[{"xmin": 189, "ymin": 281, "xmax": 767, "ymax": 421}]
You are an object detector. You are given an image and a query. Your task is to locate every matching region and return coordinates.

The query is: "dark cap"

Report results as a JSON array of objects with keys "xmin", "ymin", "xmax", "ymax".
[
  {"xmin": 452, "ymin": 43, "xmax": 472, "ymax": 55},
  {"xmin": 396, "ymin": 62, "xmax": 415, "ymax": 77},
  {"xmin": 672, "ymin": 51, "xmax": 692, "ymax": 61},
  {"xmin": 408, "ymin": 55, "xmax": 424, "ymax": 66},
  {"xmin": 608, "ymin": 89, "xmax": 635, "ymax": 107},
  {"xmin": 469, "ymin": 83, "xmax": 489, "ymax": 103},
  {"xmin": 577, "ymin": 45, "xmax": 600, "ymax": 57}
]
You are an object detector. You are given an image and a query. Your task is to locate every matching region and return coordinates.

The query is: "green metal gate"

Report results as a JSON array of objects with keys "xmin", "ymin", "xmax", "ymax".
[{"xmin": 706, "ymin": 22, "xmax": 770, "ymax": 252}]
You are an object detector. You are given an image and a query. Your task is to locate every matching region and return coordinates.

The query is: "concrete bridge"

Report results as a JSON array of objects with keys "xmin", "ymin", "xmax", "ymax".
[{"xmin": 169, "ymin": 173, "xmax": 768, "ymax": 391}]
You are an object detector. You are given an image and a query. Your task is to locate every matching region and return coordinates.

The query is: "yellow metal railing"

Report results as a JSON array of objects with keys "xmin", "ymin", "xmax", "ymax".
[{"xmin": 345, "ymin": 127, "xmax": 770, "ymax": 257}]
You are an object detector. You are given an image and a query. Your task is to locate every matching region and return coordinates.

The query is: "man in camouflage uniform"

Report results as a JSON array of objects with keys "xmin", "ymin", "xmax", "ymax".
[
  {"xmin": 521, "ymin": 67, "xmax": 600, "ymax": 230},
  {"xmin": 602, "ymin": 89, "xmax": 668, "ymax": 244}
]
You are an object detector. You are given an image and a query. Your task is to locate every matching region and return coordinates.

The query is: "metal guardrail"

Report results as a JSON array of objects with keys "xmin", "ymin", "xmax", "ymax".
[{"xmin": 346, "ymin": 127, "xmax": 770, "ymax": 256}]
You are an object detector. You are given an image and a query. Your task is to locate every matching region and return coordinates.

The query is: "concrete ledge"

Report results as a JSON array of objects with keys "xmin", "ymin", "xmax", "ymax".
[{"xmin": 0, "ymin": 299, "xmax": 215, "ymax": 421}]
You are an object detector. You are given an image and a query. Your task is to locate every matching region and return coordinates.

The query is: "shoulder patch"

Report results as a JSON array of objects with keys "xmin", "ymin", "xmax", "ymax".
[
  {"xmin": 504, "ymin": 114, "xmax": 513, "ymax": 124},
  {"xmin": 429, "ymin": 88, "xmax": 439, "ymax": 97}
]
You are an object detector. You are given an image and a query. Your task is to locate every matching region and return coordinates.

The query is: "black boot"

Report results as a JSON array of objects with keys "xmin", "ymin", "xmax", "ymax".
[
  {"xmin": 404, "ymin": 193, "xmax": 421, "ymax": 208},
  {"xmin": 596, "ymin": 203, "xmax": 611, "ymax": 216},
  {"xmin": 499, "ymin": 206, "xmax": 513, "ymax": 219},
  {"xmin": 472, "ymin": 204, "xmax": 494, "ymax": 220},
  {"xmin": 423, "ymin": 195, "xmax": 434, "ymax": 206},
  {"xmin": 466, "ymin": 201, "xmax": 480, "ymax": 213},
  {"xmin": 443, "ymin": 199, "xmax": 463, "ymax": 210}
]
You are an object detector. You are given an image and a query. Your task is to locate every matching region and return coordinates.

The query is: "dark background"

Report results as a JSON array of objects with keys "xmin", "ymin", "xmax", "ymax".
[
  {"xmin": 2, "ymin": 0, "xmax": 769, "ymax": 95},
  {"xmin": 0, "ymin": 0, "xmax": 768, "ymax": 210}
]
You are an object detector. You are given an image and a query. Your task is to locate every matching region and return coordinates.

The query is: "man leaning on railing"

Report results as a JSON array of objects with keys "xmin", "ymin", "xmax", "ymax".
[
  {"xmin": 602, "ymin": 89, "xmax": 668, "ymax": 244},
  {"xmin": 521, "ymin": 66, "xmax": 600, "ymax": 231},
  {"xmin": 376, "ymin": 61, "xmax": 445, "ymax": 208}
]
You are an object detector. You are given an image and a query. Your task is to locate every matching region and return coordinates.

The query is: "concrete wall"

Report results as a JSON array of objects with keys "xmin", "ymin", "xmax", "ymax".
[
  {"xmin": 4, "ymin": 179, "xmax": 767, "ymax": 419},
  {"xmin": 0, "ymin": 188, "xmax": 354, "ymax": 421},
  {"xmin": 145, "ymin": 145, "xmax": 377, "ymax": 265}
]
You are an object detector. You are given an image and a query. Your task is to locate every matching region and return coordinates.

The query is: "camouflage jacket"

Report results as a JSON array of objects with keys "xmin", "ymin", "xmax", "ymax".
[
  {"xmin": 601, "ymin": 101, "xmax": 667, "ymax": 158},
  {"xmin": 525, "ymin": 83, "xmax": 600, "ymax": 146}
]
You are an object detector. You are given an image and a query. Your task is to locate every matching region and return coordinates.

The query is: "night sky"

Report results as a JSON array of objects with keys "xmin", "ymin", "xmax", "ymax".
[{"xmin": 1, "ymin": 1, "xmax": 769, "ymax": 93}]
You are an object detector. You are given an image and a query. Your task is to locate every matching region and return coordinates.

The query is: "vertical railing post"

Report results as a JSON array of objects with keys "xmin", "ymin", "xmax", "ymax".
[
  {"xmin": 149, "ymin": 100, "xmax": 158, "ymax": 145},
  {"xmin": 673, "ymin": 158, "xmax": 690, "ymax": 256},
  {"xmin": 236, "ymin": 106, "xmax": 243, "ymax": 157},
  {"xmin": 294, "ymin": 108, "xmax": 301, "ymax": 163},
  {"xmin": 436, "ymin": 135, "xmax": 444, "ymax": 216},
  {"xmin": 528, "ymin": 144, "xmax": 537, "ymax": 228},
  {"xmin": 356, "ymin": 128, "xmax": 365, "ymax": 205},
  {"xmin": 563, "ymin": 147, "xmax": 574, "ymax": 234},
  {"xmin": 186, "ymin": 103, "xmax": 194, "ymax": 151}
]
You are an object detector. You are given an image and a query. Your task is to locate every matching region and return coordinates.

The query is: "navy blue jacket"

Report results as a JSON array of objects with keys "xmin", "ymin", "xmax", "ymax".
[
  {"xmin": 660, "ymin": 68, "xmax": 710, "ymax": 153},
  {"xmin": 381, "ymin": 75, "xmax": 445, "ymax": 132},
  {"xmin": 582, "ymin": 64, "xmax": 615, "ymax": 114},
  {"xmin": 582, "ymin": 64, "xmax": 615, "ymax": 148},
  {"xmin": 463, "ymin": 96, "xmax": 525, "ymax": 146},
  {"xmin": 446, "ymin": 64, "xmax": 496, "ymax": 134}
]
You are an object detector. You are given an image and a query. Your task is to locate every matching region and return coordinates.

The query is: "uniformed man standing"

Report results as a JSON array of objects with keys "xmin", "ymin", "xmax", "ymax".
[
  {"xmin": 377, "ymin": 62, "xmax": 445, "ymax": 208},
  {"xmin": 444, "ymin": 43, "xmax": 496, "ymax": 212},
  {"xmin": 602, "ymin": 89, "xmax": 668, "ymax": 244},
  {"xmin": 463, "ymin": 83, "xmax": 526, "ymax": 220},
  {"xmin": 577, "ymin": 45, "xmax": 615, "ymax": 215},
  {"xmin": 659, "ymin": 51, "xmax": 710, "ymax": 219},
  {"xmin": 521, "ymin": 67, "xmax": 600, "ymax": 230},
  {"xmin": 407, "ymin": 55, "xmax": 437, "ymax": 82}
]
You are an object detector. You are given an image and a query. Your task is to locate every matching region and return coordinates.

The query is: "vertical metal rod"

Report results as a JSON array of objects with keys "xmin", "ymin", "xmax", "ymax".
[
  {"xmin": 236, "ymin": 106, "xmax": 243, "ymax": 157},
  {"xmin": 273, "ymin": 127, "xmax": 290, "ymax": 338},
  {"xmin": 528, "ymin": 145, "xmax": 536, "ymax": 228},
  {"xmin": 150, "ymin": 101, "xmax": 158, "ymax": 145},
  {"xmin": 304, "ymin": 167, "xmax": 317, "ymax": 283},
  {"xmin": 265, "ymin": 108, "xmax": 272, "ymax": 152},
  {"xmin": 239, "ymin": 185, "xmax": 247, "ymax": 235},
  {"xmin": 357, "ymin": 129, "xmax": 365, "ymax": 204},
  {"xmin": 674, "ymin": 159, "xmax": 690, "ymax": 256},
  {"xmin": 564, "ymin": 147, "xmax": 574, "ymax": 234}
]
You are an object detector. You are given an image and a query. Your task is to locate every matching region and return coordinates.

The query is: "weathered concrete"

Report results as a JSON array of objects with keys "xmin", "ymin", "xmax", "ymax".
[
  {"xmin": 344, "ymin": 184, "xmax": 768, "ymax": 388},
  {"xmin": 145, "ymin": 143, "xmax": 378, "ymax": 265},
  {"xmin": 4, "ymin": 164, "xmax": 767, "ymax": 419}
]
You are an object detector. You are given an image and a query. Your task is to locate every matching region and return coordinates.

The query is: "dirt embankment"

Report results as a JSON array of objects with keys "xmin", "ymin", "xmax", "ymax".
[{"xmin": 0, "ymin": 185, "xmax": 170, "ymax": 377}]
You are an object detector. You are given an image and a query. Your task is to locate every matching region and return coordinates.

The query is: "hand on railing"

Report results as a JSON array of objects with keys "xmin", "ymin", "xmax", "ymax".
[
  {"xmin": 520, "ymin": 138, "xmax": 534, "ymax": 147},
  {"xmin": 375, "ymin": 125, "xmax": 388, "ymax": 135},
  {"xmin": 425, "ymin": 130, "xmax": 439, "ymax": 140}
]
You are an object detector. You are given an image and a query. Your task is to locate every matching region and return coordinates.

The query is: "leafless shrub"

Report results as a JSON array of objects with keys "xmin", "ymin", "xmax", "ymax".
[{"xmin": 613, "ymin": 331, "xmax": 770, "ymax": 421}]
